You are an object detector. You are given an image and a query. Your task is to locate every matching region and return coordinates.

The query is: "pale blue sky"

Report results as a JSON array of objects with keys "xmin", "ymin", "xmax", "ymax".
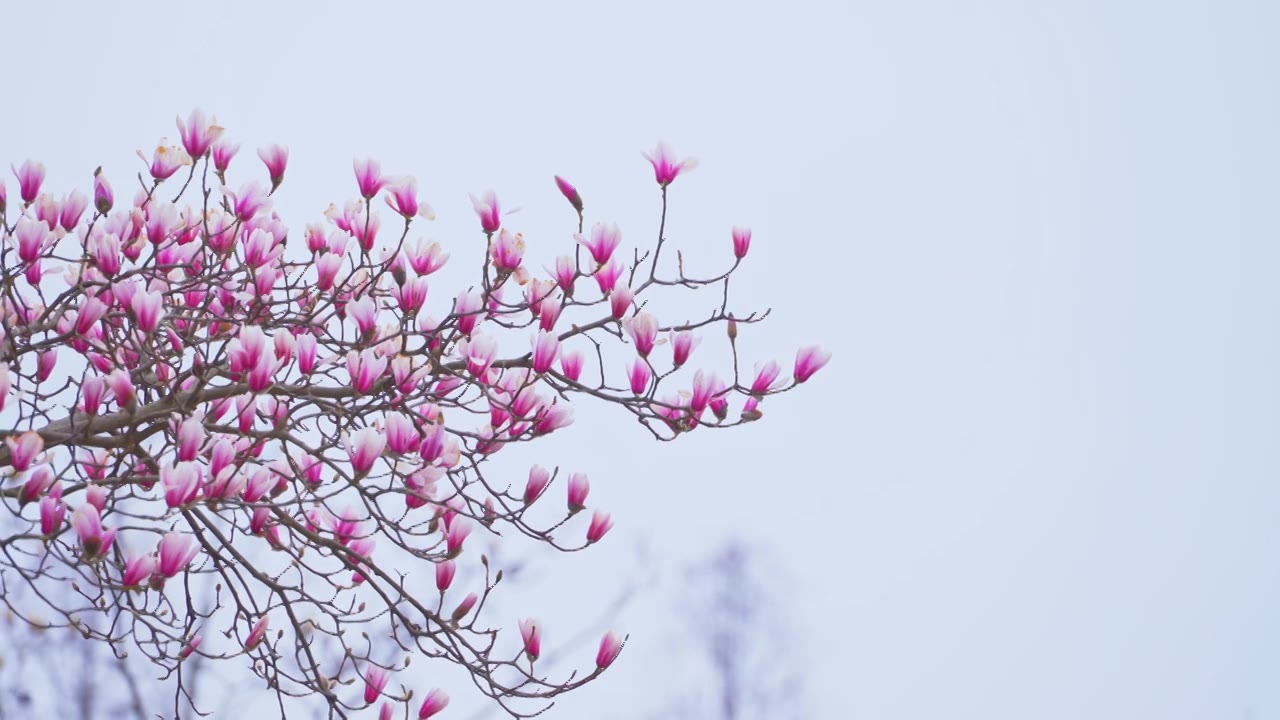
[{"xmin": 4, "ymin": 1, "xmax": 1280, "ymax": 718}]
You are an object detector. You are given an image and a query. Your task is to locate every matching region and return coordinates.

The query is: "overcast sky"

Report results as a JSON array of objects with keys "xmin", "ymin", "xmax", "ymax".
[{"xmin": 5, "ymin": 1, "xmax": 1280, "ymax": 718}]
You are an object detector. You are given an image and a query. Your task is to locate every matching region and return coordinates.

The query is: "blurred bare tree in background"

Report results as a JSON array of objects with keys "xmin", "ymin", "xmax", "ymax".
[{"xmin": 641, "ymin": 541, "xmax": 809, "ymax": 720}]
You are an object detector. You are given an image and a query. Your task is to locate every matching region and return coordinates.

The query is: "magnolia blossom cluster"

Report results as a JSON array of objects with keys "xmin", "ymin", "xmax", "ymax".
[{"xmin": 0, "ymin": 109, "xmax": 828, "ymax": 718}]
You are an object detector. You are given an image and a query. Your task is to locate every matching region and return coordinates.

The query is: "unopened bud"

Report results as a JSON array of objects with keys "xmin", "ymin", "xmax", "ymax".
[{"xmin": 727, "ymin": 319, "xmax": 737, "ymax": 341}]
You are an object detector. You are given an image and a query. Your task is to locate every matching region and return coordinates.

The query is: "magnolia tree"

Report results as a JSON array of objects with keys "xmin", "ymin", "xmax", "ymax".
[{"xmin": 0, "ymin": 110, "xmax": 830, "ymax": 719}]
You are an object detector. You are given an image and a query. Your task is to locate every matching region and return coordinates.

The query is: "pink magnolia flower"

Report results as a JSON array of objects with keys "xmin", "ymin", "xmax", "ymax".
[
  {"xmin": 794, "ymin": 345, "xmax": 831, "ymax": 383},
  {"xmin": 519, "ymin": 618, "xmax": 542, "ymax": 661},
  {"xmin": 446, "ymin": 518, "xmax": 472, "ymax": 557},
  {"xmin": 75, "ymin": 295, "xmax": 109, "ymax": 335},
  {"xmin": 407, "ymin": 238, "xmax": 449, "ymax": 275},
  {"xmin": 19, "ymin": 465, "xmax": 55, "ymax": 506},
  {"xmin": 470, "ymin": 190, "xmax": 501, "ymax": 234},
  {"xmin": 243, "ymin": 227, "xmax": 284, "ymax": 267},
  {"xmin": 550, "ymin": 255, "xmax": 577, "ymax": 296},
  {"xmin": 385, "ymin": 412, "xmax": 420, "ymax": 455},
  {"xmin": 567, "ymin": 472, "xmax": 589, "ymax": 512},
  {"xmin": 532, "ymin": 331, "xmax": 559, "ymax": 375},
  {"xmin": 435, "ymin": 559, "xmax": 456, "ymax": 592},
  {"xmin": 379, "ymin": 702, "xmax": 394, "ymax": 720},
  {"xmin": 643, "ymin": 141, "xmax": 697, "ymax": 187},
  {"xmin": 354, "ymin": 157, "xmax": 385, "ymax": 199},
  {"xmin": 596, "ymin": 631, "xmax": 623, "ymax": 669},
  {"xmin": 12, "ymin": 160, "xmax": 45, "ymax": 204},
  {"xmin": 93, "ymin": 168, "xmax": 114, "ymax": 214},
  {"xmin": 560, "ymin": 350, "xmax": 583, "ymax": 382},
  {"xmin": 143, "ymin": 201, "xmax": 179, "ymax": 245},
  {"xmin": 418, "ymin": 689, "xmax": 449, "ymax": 719},
  {"xmin": 364, "ymin": 664, "xmax": 390, "ymax": 704},
  {"xmin": 350, "ymin": 537, "xmax": 376, "ymax": 583},
  {"xmin": 537, "ymin": 295, "xmax": 562, "ymax": 332},
  {"xmin": 392, "ymin": 276, "xmax": 429, "ymax": 315},
  {"xmin": 524, "ymin": 465, "xmax": 550, "ymax": 504},
  {"xmin": 40, "ymin": 496, "xmax": 65, "ymax": 535},
  {"xmin": 708, "ymin": 375, "xmax": 730, "ymax": 420},
  {"xmin": 212, "ymin": 139, "xmax": 239, "ymax": 175},
  {"xmin": 304, "ymin": 222, "xmax": 328, "ymax": 253},
  {"xmin": 227, "ymin": 181, "xmax": 272, "ymax": 221},
  {"xmin": 122, "ymin": 554, "xmax": 156, "ymax": 588},
  {"xmin": 71, "ymin": 504, "xmax": 117, "ymax": 560},
  {"xmin": 461, "ymin": 335, "xmax": 498, "ymax": 377},
  {"xmin": 628, "ymin": 358, "xmax": 651, "ymax": 395},
  {"xmin": 131, "ymin": 288, "xmax": 165, "ymax": 335},
  {"xmin": 249, "ymin": 506, "xmax": 272, "ymax": 535},
  {"xmin": 247, "ymin": 348, "xmax": 284, "ymax": 394},
  {"xmin": 554, "ymin": 175, "xmax": 583, "ymax": 212},
  {"xmin": 34, "ymin": 194, "xmax": 60, "ymax": 231},
  {"xmin": 258, "ymin": 144, "xmax": 289, "ymax": 190},
  {"xmin": 533, "ymin": 404, "xmax": 573, "ymax": 435},
  {"xmin": 273, "ymin": 330, "xmax": 296, "ymax": 362},
  {"xmin": 346, "ymin": 426, "xmax": 387, "ymax": 476},
  {"xmin": 79, "ymin": 449, "xmax": 109, "ymax": 482},
  {"xmin": 6, "ymin": 431, "xmax": 43, "ymax": 472},
  {"xmin": 353, "ymin": 210, "xmax": 382, "ymax": 252},
  {"xmin": 297, "ymin": 453, "xmax": 324, "ymax": 487},
  {"xmin": 296, "ymin": 333, "xmax": 318, "ymax": 374},
  {"xmin": 418, "ymin": 423, "xmax": 447, "ymax": 464},
  {"xmin": 670, "ymin": 330, "xmax": 699, "ymax": 367},
  {"xmin": 244, "ymin": 615, "xmax": 270, "ymax": 651},
  {"xmin": 208, "ymin": 438, "xmax": 237, "ymax": 478},
  {"xmin": 205, "ymin": 467, "xmax": 246, "ymax": 500},
  {"xmin": 176, "ymin": 108, "xmax": 222, "ymax": 159},
  {"xmin": 610, "ymin": 284, "xmax": 634, "ymax": 320},
  {"xmin": 85, "ymin": 483, "xmax": 107, "ymax": 513},
  {"xmin": 234, "ymin": 393, "xmax": 258, "ymax": 433},
  {"xmin": 162, "ymin": 462, "xmax": 202, "ymax": 507},
  {"xmin": 578, "ymin": 223, "xmax": 622, "ymax": 266},
  {"xmin": 622, "ymin": 312, "xmax": 659, "ymax": 357},
  {"xmin": 15, "ymin": 218, "xmax": 49, "ymax": 264},
  {"xmin": 158, "ymin": 532, "xmax": 200, "ymax": 578},
  {"xmin": 454, "ymin": 290, "xmax": 483, "ymax": 335},
  {"xmin": 178, "ymin": 635, "xmax": 202, "ymax": 660},
  {"xmin": 490, "ymin": 228, "xmax": 525, "ymax": 270},
  {"xmin": 386, "ymin": 176, "xmax": 432, "ymax": 219},
  {"xmin": 751, "ymin": 361, "xmax": 781, "ymax": 394},
  {"xmin": 106, "ymin": 368, "xmax": 135, "ymax": 407},
  {"xmin": 405, "ymin": 467, "xmax": 440, "ymax": 509},
  {"xmin": 592, "ymin": 258, "xmax": 624, "ymax": 294},
  {"xmin": 586, "ymin": 510, "xmax": 613, "ymax": 544},
  {"xmin": 451, "ymin": 592, "xmax": 478, "ymax": 621},
  {"xmin": 139, "ymin": 142, "xmax": 191, "ymax": 180},
  {"xmin": 732, "ymin": 226, "xmax": 751, "ymax": 259},
  {"xmin": 316, "ymin": 253, "xmax": 343, "ymax": 291},
  {"xmin": 347, "ymin": 295, "xmax": 379, "ymax": 336},
  {"xmin": 22, "ymin": 259, "xmax": 43, "ymax": 286},
  {"xmin": 59, "ymin": 190, "xmax": 88, "ymax": 231},
  {"xmin": 386, "ymin": 353, "xmax": 427, "ymax": 392},
  {"xmin": 347, "ymin": 348, "xmax": 389, "ymax": 395},
  {"xmin": 690, "ymin": 369, "xmax": 718, "ymax": 415},
  {"xmin": 35, "ymin": 349, "xmax": 56, "ymax": 383}
]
